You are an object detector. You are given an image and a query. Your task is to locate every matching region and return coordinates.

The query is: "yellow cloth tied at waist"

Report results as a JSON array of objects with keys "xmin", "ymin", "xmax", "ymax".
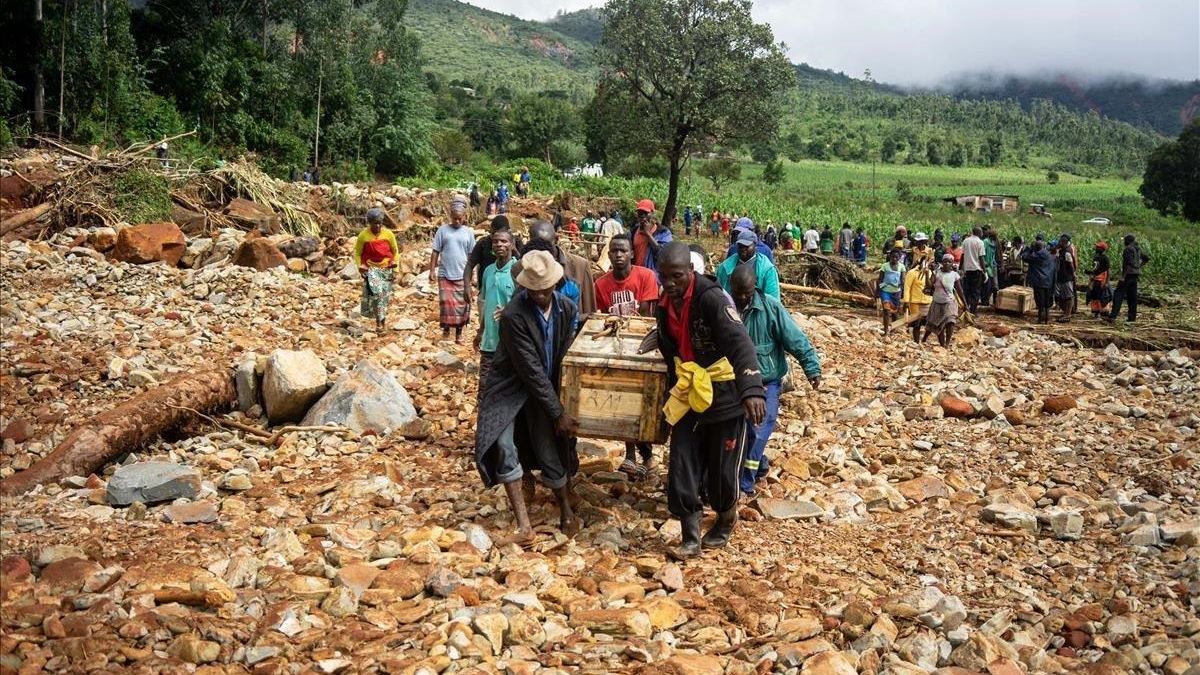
[{"xmin": 662, "ymin": 357, "xmax": 735, "ymax": 425}]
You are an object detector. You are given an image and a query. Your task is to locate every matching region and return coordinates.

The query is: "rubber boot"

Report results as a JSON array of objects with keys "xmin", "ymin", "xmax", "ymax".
[
  {"xmin": 701, "ymin": 507, "xmax": 738, "ymax": 549},
  {"xmin": 668, "ymin": 513, "xmax": 703, "ymax": 561}
]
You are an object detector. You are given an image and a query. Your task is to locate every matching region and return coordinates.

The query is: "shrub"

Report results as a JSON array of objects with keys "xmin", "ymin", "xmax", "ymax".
[{"xmin": 112, "ymin": 169, "xmax": 172, "ymax": 224}]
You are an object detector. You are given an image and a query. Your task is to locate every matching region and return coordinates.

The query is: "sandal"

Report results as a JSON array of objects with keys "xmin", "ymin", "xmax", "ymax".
[{"xmin": 618, "ymin": 459, "xmax": 649, "ymax": 481}]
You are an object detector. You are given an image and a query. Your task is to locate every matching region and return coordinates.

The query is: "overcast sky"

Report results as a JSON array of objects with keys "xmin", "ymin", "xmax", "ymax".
[{"xmin": 471, "ymin": 0, "xmax": 1200, "ymax": 85}]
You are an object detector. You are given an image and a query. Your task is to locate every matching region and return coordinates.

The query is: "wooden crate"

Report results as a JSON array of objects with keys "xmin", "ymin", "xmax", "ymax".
[
  {"xmin": 561, "ymin": 315, "xmax": 669, "ymax": 444},
  {"xmin": 995, "ymin": 285, "xmax": 1035, "ymax": 315}
]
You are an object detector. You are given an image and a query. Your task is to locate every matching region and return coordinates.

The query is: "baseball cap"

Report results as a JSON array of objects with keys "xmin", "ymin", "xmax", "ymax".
[
  {"xmin": 636, "ymin": 199, "xmax": 655, "ymax": 213},
  {"xmin": 736, "ymin": 230, "xmax": 758, "ymax": 247}
]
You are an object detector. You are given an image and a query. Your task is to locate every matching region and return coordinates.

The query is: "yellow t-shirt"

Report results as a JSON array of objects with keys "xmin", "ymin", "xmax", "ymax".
[
  {"xmin": 353, "ymin": 228, "xmax": 399, "ymax": 268},
  {"xmin": 903, "ymin": 268, "xmax": 932, "ymax": 306}
]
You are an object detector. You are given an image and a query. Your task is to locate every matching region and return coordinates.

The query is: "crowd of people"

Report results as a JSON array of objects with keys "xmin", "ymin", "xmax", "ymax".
[
  {"xmin": 353, "ymin": 197, "xmax": 823, "ymax": 553},
  {"xmin": 468, "ymin": 167, "xmax": 533, "ymax": 217},
  {"xmin": 351, "ymin": 194, "xmax": 1151, "ymax": 552},
  {"xmin": 865, "ymin": 224, "xmax": 1151, "ymax": 342}
]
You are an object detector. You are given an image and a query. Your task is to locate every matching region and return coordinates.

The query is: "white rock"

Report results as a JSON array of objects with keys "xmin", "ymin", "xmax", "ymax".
[{"xmin": 262, "ymin": 349, "xmax": 328, "ymax": 424}]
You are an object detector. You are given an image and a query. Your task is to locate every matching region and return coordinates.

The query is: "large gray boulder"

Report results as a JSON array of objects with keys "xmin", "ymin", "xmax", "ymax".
[
  {"xmin": 301, "ymin": 360, "xmax": 416, "ymax": 434},
  {"xmin": 262, "ymin": 349, "xmax": 328, "ymax": 424},
  {"xmin": 106, "ymin": 461, "xmax": 201, "ymax": 506}
]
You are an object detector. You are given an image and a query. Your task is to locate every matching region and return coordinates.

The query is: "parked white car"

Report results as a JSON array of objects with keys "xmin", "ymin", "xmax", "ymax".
[{"xmin": 1081, "ymin": 217, "xmax": 1111, "ymax": 225}]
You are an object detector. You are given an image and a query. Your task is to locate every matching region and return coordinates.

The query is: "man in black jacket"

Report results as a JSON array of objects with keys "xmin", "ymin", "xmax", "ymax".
[
  {"xmin": 656, "ymin": 242, "xmax": 766, "ymax": 560},
  {"xmin": 474, "ymin": 250, "xmax": 581, "ymax": 545},
  {"xmin": 1106, "ymin": 234, "xmax": 1149, "ymax": 323}
]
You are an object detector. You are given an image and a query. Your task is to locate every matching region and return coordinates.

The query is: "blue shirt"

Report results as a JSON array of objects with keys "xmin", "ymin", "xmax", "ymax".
[
  {"xmin": 880, "ymin": 262, "xmax": 906, "ymax": 293},
  {"xmin": 480, "ymin": 259, "xmax": 516, "ymax": 352},
  {"xmin": 531, "ymin": 295, "xmax": 558, "ymax": 377},
  {"xmin": 853, "ymin": 234, "xmax": 868, "ymax": 262},
  {"xmin": 432, "ymin": 224, "xmax": 476, "ymax": 280}
]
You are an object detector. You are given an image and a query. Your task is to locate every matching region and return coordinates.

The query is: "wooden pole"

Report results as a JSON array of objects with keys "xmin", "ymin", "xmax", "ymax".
[
  {"xmin": 313, "ymin": 60, "xmax": 323, "ymax": 172},
  {"xmin": 0, "ymin": 368, "xmax": 236, "ymax": 497},
  {"xmin": 0, "ymin": 202, "xmax": 53, "ymax": 236},
  {"xmin": 779, "ymin": 282, "xmax": 875, "ymax": 307},
  {"xmin": 33, "ymin": 0, "xmax": 46, "ymax": 132},
  {"xmin": 57, "ymin": 0, "xmax": 66, "ymax": 139}
]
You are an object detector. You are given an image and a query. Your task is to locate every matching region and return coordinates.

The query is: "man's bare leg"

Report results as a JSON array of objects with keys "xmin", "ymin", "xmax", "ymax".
[
  {"xmin": 522, "ymin": 474, "xmax": 537, "ymax": 505},
  {"xmin": 500, "ymin": 480, "xmax": 535, "ymax": 545},
  {"xmin": 554, "ymin": 485, "xmax": 581, "ymax": 536}
]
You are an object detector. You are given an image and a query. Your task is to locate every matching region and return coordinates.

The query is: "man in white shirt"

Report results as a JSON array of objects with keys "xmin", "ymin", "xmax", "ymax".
[
  {"xmin": 802, "ymin": 226, "xmax": 820, "ymax": 253},
  {"xmin": 960, "ymin": 226, "xmax": 986, "ymax": 314},
  {"xmin": 599, "ymin": 211, "xmax": 625, "ymax": 237}
]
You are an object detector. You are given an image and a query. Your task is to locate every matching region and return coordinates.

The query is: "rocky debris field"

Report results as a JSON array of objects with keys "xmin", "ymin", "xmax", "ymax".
[{"xmin": 1, "ymin": 226, "xmax": 1199, "ymax": 675}]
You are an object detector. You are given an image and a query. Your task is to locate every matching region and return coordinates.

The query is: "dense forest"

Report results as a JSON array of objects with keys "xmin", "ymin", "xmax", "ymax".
[
  {"xmin": 778, "ymin": 89, "xmax": 1163, "ymax": 177},
  {"xmin": 0, "ymin": 0, "xmax": 1184, "ymax": 181},
  {"xmin": 0, "ymin": 0, "xmax": 435, "ymax": 180}
]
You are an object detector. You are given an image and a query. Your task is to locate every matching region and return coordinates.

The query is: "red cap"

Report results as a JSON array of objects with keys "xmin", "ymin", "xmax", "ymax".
[{"xmin": 636, "ymin": 199, "xmax": 655, "ymax": 213}]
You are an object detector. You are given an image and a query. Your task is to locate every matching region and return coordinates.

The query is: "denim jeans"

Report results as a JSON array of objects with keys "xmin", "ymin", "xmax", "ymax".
[{"xmin": 741, "ymin": 380, "xmax": 781, "ymax": 493}]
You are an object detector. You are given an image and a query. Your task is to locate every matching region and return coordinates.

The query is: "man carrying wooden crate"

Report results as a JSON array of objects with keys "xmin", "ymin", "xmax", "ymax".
[
  {"xmin": 474, "ymin": 250, "xmax": 582, "ymax": 545},
  {"xmin": 655, "ymin": 243, "xmax": 766, "ymax": 560},
  {"xmin": 594, "ymin": 236, "xmax": 662, "ymax": 479}
]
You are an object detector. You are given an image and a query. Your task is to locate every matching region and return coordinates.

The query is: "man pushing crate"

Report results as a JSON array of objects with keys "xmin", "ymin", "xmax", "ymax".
[{"xmin": 654, "ymin": 242, "xmax": 766, "ymax": 560}]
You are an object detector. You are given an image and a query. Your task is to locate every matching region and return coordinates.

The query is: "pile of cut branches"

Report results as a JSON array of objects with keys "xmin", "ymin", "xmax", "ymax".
[
  {"xmin": 774, "ymin": 251, "xmax": 874, "ymax": 296},
  {"xmin": 2, "ymin": 132, "xmax": 199, "ymax": 238},
  {"xmin": 205, "ymin": 161, "xmax": 320, "ymax": 237}
]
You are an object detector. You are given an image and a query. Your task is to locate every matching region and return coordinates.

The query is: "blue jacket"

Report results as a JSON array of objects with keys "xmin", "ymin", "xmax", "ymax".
[
  {"xmin": 1021, "ymin": 247, "xmax": 1056, "ymax": 289},
  {"xmin": 739, "ymin": 290, "xmax": 821, "ymax": 384},
  {"xmin": 641, "ymin": 228, "xmax": 674, "ymax": 273}
]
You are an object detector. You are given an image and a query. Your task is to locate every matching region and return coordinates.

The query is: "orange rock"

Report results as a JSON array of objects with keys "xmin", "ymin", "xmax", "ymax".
[
  {"xmin": 233, "ymin": 238, "xmax": 287, "ymax": 271},
  {"xmin": 1041, "ymin": 395, "xmax": 1078, "ymax": 414},
  {"xmin": 1003, "ymin": 409, "xmax": 1026, "ymax": 426},
  {"xmin": 225, "ymin": 198, "xmax": 280, "ymax": 233},
  {"xmin": 111, "ymin": 222, "xmax": 186, "ymax": 266},
  {"xmin": 939, "ymin": 395, "xmax": 974, "ymax": 418}
]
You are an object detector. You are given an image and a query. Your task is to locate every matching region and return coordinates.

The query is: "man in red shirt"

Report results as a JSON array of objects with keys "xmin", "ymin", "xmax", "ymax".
[
  {"xmin": 631, "ymin": 198, "xmax": 672, "ymax": 273},
  {"xmin": 595, "ymin": 237, "xmax": 659, "ymax": 316},
  {"xmin": 594, "ymin": 236, "xmax": 661, "ymax": 477}
]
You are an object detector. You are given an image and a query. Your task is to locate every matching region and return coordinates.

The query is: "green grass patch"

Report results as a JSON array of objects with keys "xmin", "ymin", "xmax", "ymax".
[{"xmin": 112, "ymin": 168, "xmax": 173, "ymax": 224}]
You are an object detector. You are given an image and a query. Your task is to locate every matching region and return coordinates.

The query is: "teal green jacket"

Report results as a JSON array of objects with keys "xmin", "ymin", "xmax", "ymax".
[
  {"xmin": 739, "ymin": 290, "xmax": 821, "ymax": 383},
  {"xmin": 716, "ymin": 253, "xmax": 781, "ymax": 300}
]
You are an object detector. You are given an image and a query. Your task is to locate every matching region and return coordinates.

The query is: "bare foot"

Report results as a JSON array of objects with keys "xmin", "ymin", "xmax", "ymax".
[{"xmin": 497, "ymin": 526, "xmax": 536, "ymax": 548}]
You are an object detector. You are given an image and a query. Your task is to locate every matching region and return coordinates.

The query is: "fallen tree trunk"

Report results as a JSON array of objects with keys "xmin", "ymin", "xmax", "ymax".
[
  {"xmin": 0, "ymin": 202, "xmax": 53, "ymax": 236},
  {"xmin": 779, "ymin": 282, "xmax": 875, "ymax": 307},
  {"xmin": 0, "ymin": 367, "xmax": 235, "ymax": 497}
]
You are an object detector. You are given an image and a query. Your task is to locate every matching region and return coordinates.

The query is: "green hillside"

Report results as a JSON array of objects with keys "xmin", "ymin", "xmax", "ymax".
[
  {"xmin": 546, "ymin": 7, "xmax": 605, "ymax": 45},
  {"xmin": 407, "ymin": 0, "xmax": 597, "ymax": 101},
  {"xmin": 408, "ymin": 0, "xmax": 1170, "ymax": 176},
  {"xmin": 943, "ymin": 74, "xmax": 1200, "ymax": 136}
]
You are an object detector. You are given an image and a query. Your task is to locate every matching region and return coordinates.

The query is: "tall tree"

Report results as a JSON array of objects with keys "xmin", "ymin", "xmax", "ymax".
[
  {"xmin": 506, "ymin": 93, "xmax": 579, "ymax": 166},
  {"xmin": 589, "ymin": 0, "xmax": 794, "ymax": 225},
  {"xmin": 1139, "ymin": 119, "xmax": 1200, "ymax": 222}
]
